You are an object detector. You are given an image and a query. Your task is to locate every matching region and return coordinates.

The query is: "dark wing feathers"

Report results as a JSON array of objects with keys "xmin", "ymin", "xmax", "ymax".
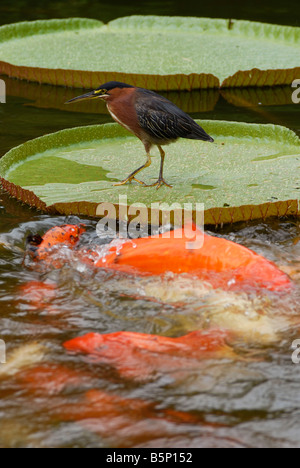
[{"xmin": 135, "ymin": 89, "xmax": 214, "ymax": 142}]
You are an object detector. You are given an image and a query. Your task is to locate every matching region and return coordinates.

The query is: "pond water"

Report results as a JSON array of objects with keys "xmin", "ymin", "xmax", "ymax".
[{"xmin": 0, "ymin": 0, "xmax": 300, "ymax": 449}]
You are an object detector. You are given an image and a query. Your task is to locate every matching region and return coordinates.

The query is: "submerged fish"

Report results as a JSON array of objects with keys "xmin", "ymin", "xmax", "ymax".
[
  {"xmin": 16, "ymin": 363, "xmax": 89, "ymax": 395},
  {"xmin": 64, "ymin": 329, "xmax": 235, "ymax": 382},
  {"xmin": 20, "ymin": 281, "xmax": 56, "ymax": 307},
  {"xmin": 52, "ymin": 388, "xmax": 217, "ymax": 447},
  {"xmin": 0, "ymin": 342, "xmax": 46, "ymax": 378},
  {"xmin": 12, "ymin": 363, "xmax": 220, "ymax": 447}
]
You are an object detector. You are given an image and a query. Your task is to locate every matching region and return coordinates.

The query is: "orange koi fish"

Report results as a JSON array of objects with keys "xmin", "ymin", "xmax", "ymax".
[
  {"xmin": 16, "ymin": 363, "xmax": 87, "ymax": 395},
  {"xmin": 15, "ymin": 363, "xmax": 204, "ymax": 428},
  {"xmin": 90, "ymin": 224, "xmax": 291, "ymax": 292},
  {"xmin": 64, "ymin": 329, "xmax": 233, "ymax": 382},
  {"xmin": 20, "ymin": 281, "xmax": 57, "ymax": 310},
  {"xmin": 27, "ymin": 223, "xmax": 291, "ymax": 292},
  {"xmin": 54, "ymin": 388, "xmax": 217, "ymax": 447},
  {"xmin": 27, "ymin": 224, "xmax": 85, "ymax": 262}
]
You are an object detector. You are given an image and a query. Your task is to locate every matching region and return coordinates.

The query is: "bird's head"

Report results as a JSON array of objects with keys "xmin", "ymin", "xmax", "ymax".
[{"xmin": 66, "ymin": 81, "xmax": 134, "ymax": 104}]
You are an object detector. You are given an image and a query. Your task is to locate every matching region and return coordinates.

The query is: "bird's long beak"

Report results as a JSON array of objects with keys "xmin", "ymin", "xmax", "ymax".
[{"xmin": 65, "ymin": 90, "xmax": 108, "ymax": 104}]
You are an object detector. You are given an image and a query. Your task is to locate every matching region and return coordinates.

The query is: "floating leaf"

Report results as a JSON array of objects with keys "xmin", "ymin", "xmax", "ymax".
[
  {"xmin": 0, "ymin": 16, "xmax": 299, "ymax": 89},
  {"xmin": 0, "ymin": 121, "xmax": 299, "ymax": 225}
]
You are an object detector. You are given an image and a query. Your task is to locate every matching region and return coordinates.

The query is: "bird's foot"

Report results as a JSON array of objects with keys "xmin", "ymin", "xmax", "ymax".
[
  {"xmin": 143, "ymin": 178, "xmax": 173, "ymax": 190},
  {"xmin": 114, "ymin": 177, "xmax": 145, "ymax": 187}
]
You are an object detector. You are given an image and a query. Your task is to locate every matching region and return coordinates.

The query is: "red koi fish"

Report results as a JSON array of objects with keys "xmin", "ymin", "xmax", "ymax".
[
  {"xmin": 15, "ymin": 363, "xmax": 204, "ymax": 428},
  {"xmin": 54, "ymin": 388, "xmax": 218, "ymax": 447},
  {"xmin": 13, "ymin": 365, "xmax": 229, "ymax": 447},
  {"xmin": 20, "ymin": 281, "xmax": 57, "ymax": 311},
  {"xmin": 64, "ymin": 329, "xmax": 234, "ymax": 382},
  {"xmin": 16, "ymin": 363, "xmax": 87, "ymax": 395},
  {"xmin": 27, "ymin": 224, "xmax": 85, "ymax": 262}
]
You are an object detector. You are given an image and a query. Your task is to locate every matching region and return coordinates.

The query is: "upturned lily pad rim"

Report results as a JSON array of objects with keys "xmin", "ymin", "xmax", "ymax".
[
  {"xmin": 0, "ymin": 120, "xmax": 300, "ymax": 226},
  {"xmin": 0, "ymin": 16, "xmax": 299, "ymax": 90}
]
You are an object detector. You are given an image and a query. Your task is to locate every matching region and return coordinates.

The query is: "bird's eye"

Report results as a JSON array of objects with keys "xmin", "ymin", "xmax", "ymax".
[{"xmin": 94, "ymin": 89, "xmax": 107, "ymax": 95}]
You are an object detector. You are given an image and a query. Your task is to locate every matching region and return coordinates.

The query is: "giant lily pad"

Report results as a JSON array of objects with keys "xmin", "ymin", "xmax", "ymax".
[
  {"xmin": 0, "ymin": 121, "xmax": 299, "ymax": 225},
  {"xmin": 0, "ymin": 16, "xmax": 299, "ymax": 90}
]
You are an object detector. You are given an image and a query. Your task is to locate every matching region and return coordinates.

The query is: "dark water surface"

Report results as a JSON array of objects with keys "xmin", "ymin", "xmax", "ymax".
[
  {"xmin": 0, "ymin": 0, "xmax": 299, "ymax": 27},
  {"xmin": 0, "ymin": 0, "xmax": 300, "ymax": 448}
]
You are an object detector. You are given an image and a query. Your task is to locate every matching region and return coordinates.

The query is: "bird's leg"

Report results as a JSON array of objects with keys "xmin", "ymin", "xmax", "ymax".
[
  {"xmin": 114, "ymin": 153, "xmax": 151, "ymax": 186},
  {"xmin": 143, "ymin": 146, "xmax": 173, "ymax": 190}
]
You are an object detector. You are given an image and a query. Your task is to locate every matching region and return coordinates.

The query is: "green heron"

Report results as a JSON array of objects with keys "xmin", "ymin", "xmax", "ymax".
[{"xmin": 67, "ymin": 81, "xmax": 214, "ymax": 189}]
